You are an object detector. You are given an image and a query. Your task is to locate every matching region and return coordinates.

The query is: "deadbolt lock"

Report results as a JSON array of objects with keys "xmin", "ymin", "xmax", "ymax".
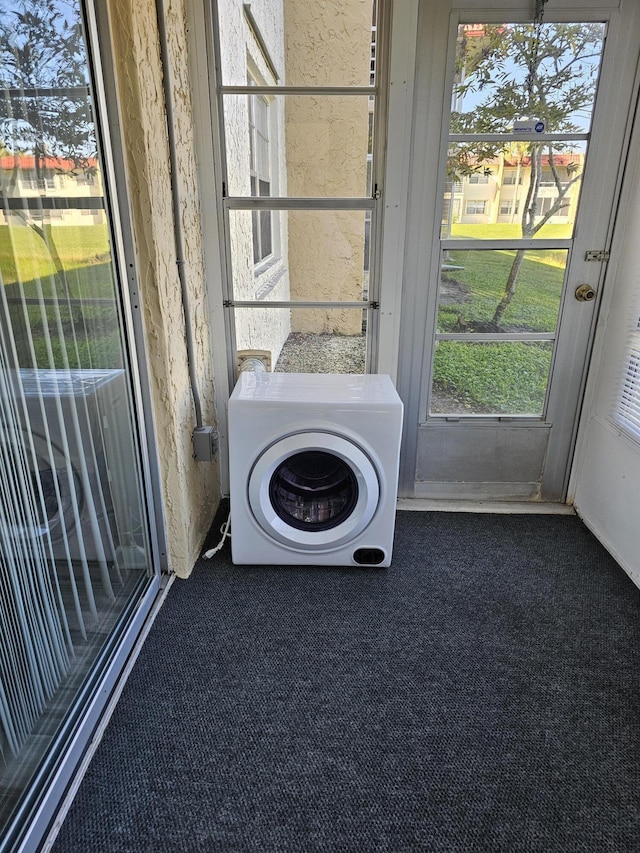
[{"xmin": 575, "ymin": 284, "xmax": 596, "ymax": 302}]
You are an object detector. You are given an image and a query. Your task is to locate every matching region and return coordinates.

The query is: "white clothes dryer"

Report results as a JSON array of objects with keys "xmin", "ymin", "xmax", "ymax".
[
  {"xmin": 228, "ymin": 372, "xmax": 403, "ymax": 567},
  {"xmin": 3, "ymin": 369, "xmax": 141, "ymax": 563}
]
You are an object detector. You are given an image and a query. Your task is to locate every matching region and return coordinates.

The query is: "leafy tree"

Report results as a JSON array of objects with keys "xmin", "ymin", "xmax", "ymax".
[
  {"xmin": 0, "ymin": 0, "xmax": 95, "ymax": 240},
  {"xmin": 450, "ymin": 22, "xmax": 604, "ymax": 326},
  {"xmin": 0, "ymin": 0, "xmax": 101, "ymax": 370}
]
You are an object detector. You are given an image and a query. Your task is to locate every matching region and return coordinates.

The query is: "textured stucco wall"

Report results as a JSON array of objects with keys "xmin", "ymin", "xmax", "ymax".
[
  {"xmin": 284, "ymin": 0, "xmax": 371, "ymax": 335},
  {"xmin": 107, "ymin": 0, "xmax": 219, "ymax": 577}
]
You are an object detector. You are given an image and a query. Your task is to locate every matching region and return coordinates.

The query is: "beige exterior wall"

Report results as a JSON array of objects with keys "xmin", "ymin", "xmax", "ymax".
[
  {"xmin": 107, "ymin": 0, "xmax": 219, "ymax": 577},
  {"xmin": 284, "ymin": 0, "xmax": 371, "ymax": 336}
]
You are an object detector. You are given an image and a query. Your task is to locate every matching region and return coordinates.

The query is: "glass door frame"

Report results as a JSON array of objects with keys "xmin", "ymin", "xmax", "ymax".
[
  {"xmin": 4, "ymin": 1, "xmax": 167, "ymax": 848},
  {"xmin": 396, "ymin": 0, "xmax": 640, "ymax": 500}
]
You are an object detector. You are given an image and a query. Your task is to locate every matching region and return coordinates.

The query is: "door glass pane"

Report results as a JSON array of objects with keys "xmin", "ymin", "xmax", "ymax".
[
  {"xmin": 235, "ymin": 306, "xmax": 367, "ymax": 373},
  {"xmin": 431, "ymin": 341, "xmax": 553, "ymax": 416},
  {"xmin": 430, "ymin": 19, "xmax": 607, "ymax": 422},
  {"xmin": 216, "ymin": 0, "xmax": 377, "ymax": 88},
  {"xmin": 224, "ymin": 95, "xmax": 373, "ymax": 198},
  {"xmin": 0, "ymin": 0, "xmax": 153, "ymax": 838},
  {"xmin": 437, "ymin": 249, "xmax": 567, "ymax": 333},
  {"xmin": 451, "ymin": 23, "xmax": 605, "ymax": 134},
  {"xmin": 229, "ymin": 209, "xmax": 371, "ymax": 303},
  {"xmin": 442, "ymin": 143, "xmax": 586, "ymax": 240}
]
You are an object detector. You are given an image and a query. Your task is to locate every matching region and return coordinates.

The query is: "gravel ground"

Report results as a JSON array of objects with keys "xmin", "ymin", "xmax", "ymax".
[{"xmin": 274, "ymin": 332, "xmax": 366, "ymax": 374}]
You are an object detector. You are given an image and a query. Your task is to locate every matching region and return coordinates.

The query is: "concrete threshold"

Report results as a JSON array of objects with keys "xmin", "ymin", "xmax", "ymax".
[{"xmin": 397, "ymin": 498, "xmax": 575, "ymax": 515}]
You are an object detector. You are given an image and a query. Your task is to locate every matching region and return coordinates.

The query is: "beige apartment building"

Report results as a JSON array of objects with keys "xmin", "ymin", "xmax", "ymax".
[
  {"xmin": 0, "ymin": 155, "xmax": 104, "ymax": 227},
  {"xmin": 444, "ymin": 151, "xmax": 584, "ymax": 229}
]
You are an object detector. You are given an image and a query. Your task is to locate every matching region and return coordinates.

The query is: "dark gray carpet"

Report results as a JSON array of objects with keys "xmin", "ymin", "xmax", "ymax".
[{"xmin": 53, "ymin": 511, "xmax": 640, "ymax": 852}]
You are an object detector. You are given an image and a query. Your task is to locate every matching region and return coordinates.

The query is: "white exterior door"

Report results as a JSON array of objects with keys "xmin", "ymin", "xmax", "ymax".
[{"xmin": 392, "ymin": 0, "xmax": 640, "ymax": 501}]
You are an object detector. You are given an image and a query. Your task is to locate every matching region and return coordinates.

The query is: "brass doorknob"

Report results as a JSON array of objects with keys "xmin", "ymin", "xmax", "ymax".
[{"xmin": 575, "ymin": 284, "xmax": 596, "ymax": 302}]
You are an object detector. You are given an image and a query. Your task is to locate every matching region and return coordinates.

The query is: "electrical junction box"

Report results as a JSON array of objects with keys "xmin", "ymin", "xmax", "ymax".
[{"xmin": 193, "ymin": 426, "xmax": 218, "ymax": 462}]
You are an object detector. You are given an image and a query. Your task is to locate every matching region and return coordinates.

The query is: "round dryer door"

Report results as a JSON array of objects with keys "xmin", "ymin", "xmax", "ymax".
[{"xmin": 248, "ymin": 431, "xmax": 379, "ymax": 551}]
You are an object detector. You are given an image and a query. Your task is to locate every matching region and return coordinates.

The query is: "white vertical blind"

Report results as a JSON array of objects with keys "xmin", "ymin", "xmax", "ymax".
[
  {"xmin": 0, "ymin": 274, "xmax": 131, "ymax": 757},
  {"xmin": 614, "ymin": 309, "xmax": 640, "ymax": 443},
  {"xmin": 0, "ymin": 280, "xmax": 71, "ymax": 756},
  {"xmin": 0, "ymin": 77, "xmax": 134, "ymax": 770},
  {"xmin": 0, "ymin": 207, "xmax": 148, "ymax": 763}
]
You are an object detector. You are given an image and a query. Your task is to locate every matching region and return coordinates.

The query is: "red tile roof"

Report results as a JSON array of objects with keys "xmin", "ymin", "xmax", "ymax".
[{"xmin": 0, "ymin": 155, "xmax": 97, "ymax": 171}]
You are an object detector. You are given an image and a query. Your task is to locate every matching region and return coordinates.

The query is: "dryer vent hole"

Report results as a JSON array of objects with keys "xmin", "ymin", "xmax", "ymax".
[{"xmin": 353, "ymin": 548, "xmax": 386, "ymax": 566}]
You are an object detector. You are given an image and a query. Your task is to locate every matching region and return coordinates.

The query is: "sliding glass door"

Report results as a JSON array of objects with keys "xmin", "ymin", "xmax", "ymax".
[{"xmin": 0, "ymin": 1, "xmax": 158, "ymax": 846}]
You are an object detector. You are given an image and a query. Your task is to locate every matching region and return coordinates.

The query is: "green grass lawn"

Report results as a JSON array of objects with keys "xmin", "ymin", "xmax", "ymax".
[
  {"xmin": 434, "ymin": 230, "xmax": 568, "ymax": 413},
  {"xmin": 438, "ymin": 248, "xmax": 566, "ymax": 333},
  {"xmin": 0, "ymin": 223, "xmax": 111, "ymax": 287},
  {"xmin": 1, "ymin": 223, "xmax": 123, "ymax": 369},
  {"xmin": 449, "ymin": 222, "xmax": 573, "ymax": 241},
  {"xmin": 0, "ymin": 219, "xmax": 565, "ymax": 409},
  {"xmin": 433, "ymin": 340, "xmax": 553, "ymax": 415}
]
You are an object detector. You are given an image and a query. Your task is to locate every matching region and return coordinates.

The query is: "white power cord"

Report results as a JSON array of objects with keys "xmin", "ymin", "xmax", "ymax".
[{"xmin": 203, "ymin": 513, "xmax": 231, "ymax": 559}]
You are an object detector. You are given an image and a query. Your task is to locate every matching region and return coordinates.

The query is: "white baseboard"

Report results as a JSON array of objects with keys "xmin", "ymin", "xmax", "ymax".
[{"xmin": 397, "ymin": 498, "xmax": 575, "ymax": 515}]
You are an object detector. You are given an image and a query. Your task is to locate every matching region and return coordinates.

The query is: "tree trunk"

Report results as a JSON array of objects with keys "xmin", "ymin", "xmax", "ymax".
[
  {"xmin": 492, "ymin": 248, "xmax": 525, "ymax": 326},
  {"xmin": 492, "ymin": 145, "xmax": 541, "ymax": 326}
]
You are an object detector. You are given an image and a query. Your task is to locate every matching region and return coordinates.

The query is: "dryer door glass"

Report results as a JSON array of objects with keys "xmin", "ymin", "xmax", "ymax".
[
  {"xmin": 269, "ymin": 450, "xmax": 359, "ymax": 531},
  {"xmin": 248, "ymin": 431, "xmax": 380, "ymax": 550}
]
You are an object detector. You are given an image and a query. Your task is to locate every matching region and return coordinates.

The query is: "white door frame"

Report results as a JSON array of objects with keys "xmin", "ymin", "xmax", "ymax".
[{"xmin": 391, "ymin": 0, "xmax": 640, "ymax": 499}]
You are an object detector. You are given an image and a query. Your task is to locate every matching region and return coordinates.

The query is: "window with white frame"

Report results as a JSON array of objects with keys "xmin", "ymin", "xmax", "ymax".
[
  {"xmin": 468, "ymin": 172, "xmax": 490, "ymax": 184},
  {"xmin": 500, "ymin": 200, "xmax": 519, "ymax": 215},
  {"xmin": 248, "ymin": 85, "xmax": 272, "ymax": 264},
  {"xmin": 537, "ymin": 196, "xmax": 568, "ymax": 217},
  {"xmin": 503, "ymin": 170, "xmax": 523, "ymax": 185},
  {"xmin": 465, "ymin": 200, "xmax": 486, "ymax": 215}
]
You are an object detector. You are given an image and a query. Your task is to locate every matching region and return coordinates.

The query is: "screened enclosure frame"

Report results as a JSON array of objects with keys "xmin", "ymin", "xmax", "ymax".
[{"xmin": 208, "ymin": 0, "xmax": 393, "ymax": 388}]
